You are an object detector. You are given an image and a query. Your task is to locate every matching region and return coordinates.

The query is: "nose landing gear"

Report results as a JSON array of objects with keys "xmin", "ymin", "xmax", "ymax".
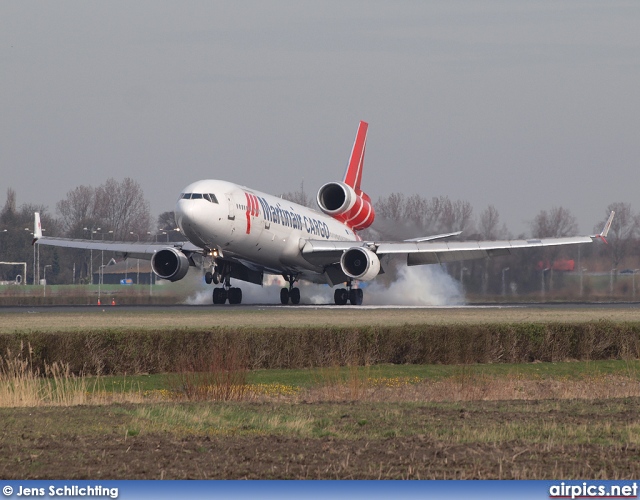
[{"xmin": 208, "ymin": 262, "xmax": 243, "ymax": 305}]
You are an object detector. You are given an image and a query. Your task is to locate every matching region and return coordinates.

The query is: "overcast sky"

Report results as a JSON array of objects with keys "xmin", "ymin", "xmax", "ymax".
[{"xmin": 1, "ymin": 1, "xmax": 639, "ymax": 235}]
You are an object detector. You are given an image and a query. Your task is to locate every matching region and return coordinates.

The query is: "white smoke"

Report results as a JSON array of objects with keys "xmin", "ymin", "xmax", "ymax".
[
  {"xmin": 361, "ymin": 265, "xmax": 465, "ymax": 306},
  {"xmin": 179, "ymin": 263, "xmax": 464, "ymax": 306}
]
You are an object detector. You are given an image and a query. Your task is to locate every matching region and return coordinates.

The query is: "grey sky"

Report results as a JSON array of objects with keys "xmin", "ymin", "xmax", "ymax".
[{"xmin": 1, "ymin": 1, "xmax": 639, "ymax": 235}]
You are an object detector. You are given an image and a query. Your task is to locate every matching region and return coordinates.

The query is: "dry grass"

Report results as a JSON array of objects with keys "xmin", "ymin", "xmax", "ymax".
[
  {"xmin": 296, "ymin": 372, "xmax": 640, "ymax": 403},
  {"xmin": 0, "ymin": 342, "xmax": 147, "ymax": 407},
  {"xmin": 167, "ymin": 348, "xmax": 249, "ymax": 402}
]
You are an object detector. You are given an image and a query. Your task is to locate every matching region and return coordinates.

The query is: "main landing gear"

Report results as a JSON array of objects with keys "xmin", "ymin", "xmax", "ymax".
[
  {"xmin": 334, "ymin": 280, "xmax": 363, "ymax": 305},
  {"xmin": 280, "ymin": 274, "xmax": 301, "ymax": 305},
  {"xmin": 206, "ymin": 263, "xmax": 243, "ymax": 305}
]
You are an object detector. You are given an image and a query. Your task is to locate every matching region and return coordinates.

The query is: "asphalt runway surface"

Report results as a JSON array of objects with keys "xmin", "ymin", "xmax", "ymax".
[{"xmin": 1, "ymin": 302, "xmax": 638, "ymax": 314}]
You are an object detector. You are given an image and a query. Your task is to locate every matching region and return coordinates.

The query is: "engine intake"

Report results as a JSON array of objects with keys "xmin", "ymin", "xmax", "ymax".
[
  {"xmin": 151, "ymin": 248, "xmax": 190, "ymax": 282},
  {"xmin": 340, "ymin": 247, "xmax": 381, "ymax": 281},
  {"xmin": 317, "ymin": 182, "xmax": 356, "ymax": 215},
  {"xmin": 317, "ymin": 182, "xmax": 375, "ymax": 231}
]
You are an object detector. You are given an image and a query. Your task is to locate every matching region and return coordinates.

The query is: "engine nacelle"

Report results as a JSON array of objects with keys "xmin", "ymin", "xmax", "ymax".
[
  {"xmin": 151, "ymin": 248, "xmax": 190, "ymax": 282},
  {"xmin": 340, "ymin": 247, "xmax": 381, "ymax": 281},
  {"xmin": 317, "ymin": 181, "xmax": 375, "ymax": 231}
]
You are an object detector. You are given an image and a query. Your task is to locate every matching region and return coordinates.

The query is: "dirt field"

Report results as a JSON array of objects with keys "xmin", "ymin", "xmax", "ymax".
[
  {"xmin": 2, "ymin": 305, "xmax": 640, "ymax": 479},
  {"xmin": 2, "ymin": 398, "xmax": 639, "ymax": 479}
]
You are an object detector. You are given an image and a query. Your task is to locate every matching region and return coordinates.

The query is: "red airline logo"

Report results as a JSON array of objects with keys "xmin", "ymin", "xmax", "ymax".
[{"xmin": 244, "ymin": 192, "xmax": 260, "ymax": 234}]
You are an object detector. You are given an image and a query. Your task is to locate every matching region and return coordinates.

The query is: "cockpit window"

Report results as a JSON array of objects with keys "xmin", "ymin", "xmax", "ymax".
[{"xmin": 182, "ymin": 193, "xmax": 218, "ymax": 203}]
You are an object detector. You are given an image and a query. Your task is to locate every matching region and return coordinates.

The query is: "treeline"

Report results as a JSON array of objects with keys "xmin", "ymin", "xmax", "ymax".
[
  {"xmin": 1, "ymin": 179, "xmax": 639, "ymax": 297},
  {"xmin": 368, "ymin": 195, "xmax": 640, "ymax": 296},
  {"xmin": 0, "ymin": 179, "xmax": 155, "ymax": 284}
]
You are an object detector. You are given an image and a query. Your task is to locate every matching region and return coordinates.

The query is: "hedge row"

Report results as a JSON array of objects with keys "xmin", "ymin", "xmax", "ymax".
[{"xmin": 1, "ymin": 321, "xmax": 639, "ymax": 375}]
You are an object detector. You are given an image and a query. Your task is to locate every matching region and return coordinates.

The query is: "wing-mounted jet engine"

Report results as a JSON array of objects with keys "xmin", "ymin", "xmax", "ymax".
[{"xmin": 151, "ymin": 248, "xmax": 190, "ymax": 282}]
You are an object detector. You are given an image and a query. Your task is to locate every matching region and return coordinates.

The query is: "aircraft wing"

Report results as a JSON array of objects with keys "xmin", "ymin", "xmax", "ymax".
[
  {"xmin": 32, "ymin": 212, "xmax": 203, "ymax": 260},
  {"xmin": 33, "ymin": 235, "xmax": 202, "ymax": 261},
  {"xmin": 302, "ymin": 211, "xmax": 614, "ymax": 267}
]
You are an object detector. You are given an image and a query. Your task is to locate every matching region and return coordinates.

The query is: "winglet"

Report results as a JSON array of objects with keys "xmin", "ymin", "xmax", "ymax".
[
  {"xmin": 593, "ymin": 211, "xmax": 615, "ymax": 244},
  {"xmin": 32, "ymin": 212, "xmax": 42, "ymax": 245},
  {"xmin": 342, "ymin": 121, "xmax": 368, "ymax": 193}
]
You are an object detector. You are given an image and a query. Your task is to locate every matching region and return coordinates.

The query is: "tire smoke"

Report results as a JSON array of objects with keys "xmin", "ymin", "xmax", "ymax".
[{"xmin": 181, "ymin": 263, "xmax": 464, "ymax": 306}]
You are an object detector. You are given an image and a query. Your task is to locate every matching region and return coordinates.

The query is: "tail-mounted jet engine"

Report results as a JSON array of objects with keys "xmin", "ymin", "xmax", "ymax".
[
  {"xmin": 340, "ymin": 247, "xmax": 381, "ymax": 281},
  {"xmin": 151, "ymin": 248, "xmax": 190, "ymax": 282},
  {"xmin": 316, "ymin": 181, "xmax": 375, "ymax": 231}
]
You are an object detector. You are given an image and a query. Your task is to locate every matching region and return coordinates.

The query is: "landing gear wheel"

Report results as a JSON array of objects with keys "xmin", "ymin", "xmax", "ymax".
[
  {"xmin": 228, "ymin": 287, "xmax": 242, "ymax": 305},
  {"xmin": 334, "ymin": 288, "xmax": 348, "ymax": 305},
  {"xmin": 205, "ymin": 271, "xmax": 213, "ymax": 284},
  {"xmin": 213, "ymin": 287, "xmax": 228, "ymax": 304},
  {"xmin": 280, "ymin": 287, "xmax": 290, "ymax": 305},
  {"xmin": 349, "ymin": 288, "xmax": 364, "ymax": 305},
  {"xmin": 290, "ymin": 287, "xmax": 301, "ymax": 305}
]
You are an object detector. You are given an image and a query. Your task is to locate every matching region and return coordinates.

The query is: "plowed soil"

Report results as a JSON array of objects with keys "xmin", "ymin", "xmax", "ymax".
[{"xmin": 2, "ymin": 400, "xmax": 639, "ymax": 479}]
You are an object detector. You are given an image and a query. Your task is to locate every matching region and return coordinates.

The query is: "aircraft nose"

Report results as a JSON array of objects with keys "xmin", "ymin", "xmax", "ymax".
[
  {"xmin": 175, "ymin": 196, "xmax": 223, "ymax": 246},
  {"xmin": 175, "ymin": 198, "xmax": 205, "ymax": 237},
  {"xmin": 174, "ymin": 198, "xmax": 191, "ymax": 233}
]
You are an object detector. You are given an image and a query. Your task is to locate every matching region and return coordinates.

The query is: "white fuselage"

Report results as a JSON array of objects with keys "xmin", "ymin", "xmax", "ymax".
[{"xmin": 174, "ymin": 179, "xmax": 359, "ymax": 283}]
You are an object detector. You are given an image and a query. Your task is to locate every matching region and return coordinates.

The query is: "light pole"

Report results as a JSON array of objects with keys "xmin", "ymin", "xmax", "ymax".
[
  {"xmin": 459, "ymin": 266, "xmax": 467, "ymax": 287},
  {"xmin": 43, "ymin": 264, "xmax": 52, "ymax": 297},
  {"xmin": 96, "ymin": 230, "xmax": 113, "ymax": 288},
  {"xmin": 502, "ymin": 267, "xmax": 510, "ymax": 297},
  {"xmin": 98, "ymin": 263, "xmax": 106, "ymax": 303},
  {"xmin": 83, "ymin": 226, "xmax": 101, "ymax": 285},
  {"xmin": 610, "ymin": 268, "xmax": 617, "ymax": 296},
  {"xmin": 541, "ymin": 268, "xmax": 549, "ymax": 299},
  {"xmin": 580, "ymin": 268, "xmax": 587, "ymax": 298},
  {"xmin": 633, "ymin": 269, "xmax": 639, "ymax": 300},
  {"xmin": 130, "ymin": 232, "xmax": 140, "ymax": 285},
  {"xmin": 26, "ymin": 227, "xmax": 37, "ymax": 285}
]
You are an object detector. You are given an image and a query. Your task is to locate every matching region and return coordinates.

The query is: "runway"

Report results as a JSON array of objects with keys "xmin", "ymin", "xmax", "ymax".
[{"xmin": 1, "ymin": 301, "xmax": 638, "ymax": 314}]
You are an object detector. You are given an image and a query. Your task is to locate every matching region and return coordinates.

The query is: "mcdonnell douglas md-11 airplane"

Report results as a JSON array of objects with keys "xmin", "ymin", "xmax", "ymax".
[{"xmin": 34, "ymin": 121, "xmax": 614, "ymax": 305}]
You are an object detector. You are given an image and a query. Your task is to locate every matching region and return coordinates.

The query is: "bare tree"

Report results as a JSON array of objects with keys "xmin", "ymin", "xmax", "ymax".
[
  {"xmin": 531, "ymin": 206, "xmax": 578, "ymax": 238},
  {"xmin": 478, "ymin": 205, "xmax": 509, "ymax": 294},
  {"xmin": 56, "ymin": 185, "xmax": 96, "ymax": 235},
  {"xmin": 531, "ymin": 206, "xmax": 578, "ymax": 293},
  {"xmin": 279, "ymin": 181, "xmax": 314, "ymax": 208},
  {"xmin": 376, "ymin": 192, "xmax": 405, "ymax": 221},
  {"xmin": 94, "ymin": 178, "xmax": 151, "ymax": 240},
  {"xmin": 479, "ymin": 205, "xmax": 502, "ymax": 240},
  {"xmin": 596, "ymin": 202, "xmax": 640, "ymax": 275}
]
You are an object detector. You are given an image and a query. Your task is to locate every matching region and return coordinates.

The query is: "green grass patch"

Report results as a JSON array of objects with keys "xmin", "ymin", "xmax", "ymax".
[{"xmin": 81, "ymin": 359, "xmax": 640, "ymax": 395}]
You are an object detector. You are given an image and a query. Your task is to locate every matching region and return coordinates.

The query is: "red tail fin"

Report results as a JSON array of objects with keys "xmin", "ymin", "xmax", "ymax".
[{"xmin": 343, "ymin": 121, "xmax": 368, "ymax": 193}]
